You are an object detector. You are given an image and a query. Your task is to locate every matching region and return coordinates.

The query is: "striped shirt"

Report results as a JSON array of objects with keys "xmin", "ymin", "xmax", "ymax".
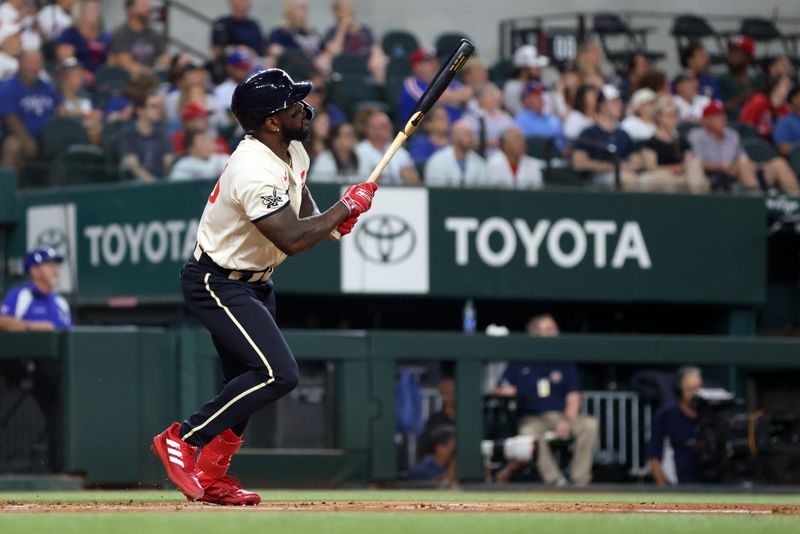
[{"xmin": 688, "ymin": 127, "xmax": 743, "ymax": 166}]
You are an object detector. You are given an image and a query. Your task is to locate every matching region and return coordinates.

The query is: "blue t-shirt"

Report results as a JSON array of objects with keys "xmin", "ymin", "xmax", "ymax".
[
  {"xmin": 0, "ymin": 75, "xmax": 61, "ymax": 138},
  {"xmin": 773, "ymin": 113, "xmax": 800, "ymax": 148},
  {"xmin": 408, "ymin": 456, "xmax": 445, "ymax": 481},
  {"xmin": 647, "ymin": 404, "xmax": 701, "ymax": 484},
  {"xmin": 408, "ymin": 134, "xmax": 447, "ymax": 163},
  {"xmin": 499, "ymin": 362, "xmax": 581, "ymax": 414},
  {"xmin": 212, "ymin": 16, "xmax": 264, "ymax": 53},
  {"xmin": 398, "ymin": 77, "xmax": 464, "ymax": 124},
  {"xmin": 0, "ymin": 281, "xmax": 71, "ymax": 330},
  {"xmin": 514, "ymin": 110, "xmax": 566, "ymax": 152},
  {"xmin": 574, "ymin": 124, "xmax": 636, "ymax": 163},
  {"xmin": 268, "ymin": 27, "xmax": 321, "ymax": 58},
  {"xmin": 57, "ymin": 26, "xmax": 112, "ymax": 72},
  {"xmin": 671, "ymin": 74, "xmax": 722, "ymax": 101}
]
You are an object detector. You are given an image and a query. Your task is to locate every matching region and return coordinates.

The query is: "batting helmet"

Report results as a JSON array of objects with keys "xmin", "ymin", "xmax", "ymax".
[{"xmin": 230, "ymin": 68, "xmax": 313, "ymax": 134}]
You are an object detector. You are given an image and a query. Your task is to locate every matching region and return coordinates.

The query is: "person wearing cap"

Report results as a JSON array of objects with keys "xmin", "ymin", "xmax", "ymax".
[
  {"xmin": 57, "ymin": 57, "xmax": 101, "ymax": 145},
  {"xmin": 773, "ymin": 85, "xmax": 800, "ymax": 157},
  {"xmin": 672, "ymin": 71, "xmax": 710, "ymax": 123},
  {"xmin": 119, "ymin": 92, "xmax": 173, "ymax": 182},
  {"xmin": 503, "ymin": 44, "xmax": 550, "ymax": 116},
  {"xmin": 0, "ymin": 248, "xmax": 71, "ymax": 332},
  {"xmin": 739, "ymin": 75, "xmax": 792, "ymax": 139},
  {"xmin": 424, "ymin": 119, "xmax": 488, "ymax": 188},
  {"xmin": 716, "ymin": 35, "xmax": 762, "ymax": 113},
  {"xmin": 214, "ymin": 47, "xmax": 255, "ymax": 129},
  {"xmin": 641, "ymin": 96, "xmax": 709, "ymax": 194},
  {"xmin": 172, "ymin": 101, "xmax": 231, "ymax": 156},
  {"xmin": 0, "ymin": 20, "xmax": 21, "ymax": 79},
  {"xmin": 572, "ymin": 84, "xmax": 643, "ymax": 190},
  {"xmin": 110, "ymin": 0, "xmax": 168, "ymax": 76},
  {"xmin": 399, "ymin": 47, "xmax": 472, "ymax": 124},
  {"xmin": 621, "ymin": 88, "xmax": 657, "ymax": 142},
  {"xmin": 675, "ymin": 42, "xmax": 722, "ymax": 102},
  {"xmin": 164, "ymin": 57, "xmax": 224, "ymax": 132},
  {"xmin": 56, "ymin": 0, "xmax": 111, "ymax": 75},
  {"xmin": 486, "ymin": 126, "xmax": 544, "ymax": 190},
  {"xmin": 514, "ymin": 81, "xmax": 565, "ymax": 153},
  {"xmin": 0, "ymin": 49, "xmax": 61, "ymax": 171},
  {"xmin": 689, "ymin": 100, "xmax": 799, "ymax": 194},
  {"xmin": 168, "ymin": 129, "xmax": 229, "ymax": 182}
]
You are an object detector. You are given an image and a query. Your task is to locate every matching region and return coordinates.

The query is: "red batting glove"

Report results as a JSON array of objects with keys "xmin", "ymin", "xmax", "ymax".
[
  {"xmin": 339, "ymin": 182, "xmax": 378, "ymax": 217},
  {"xmin": 337, "ymin": 216, "xmax": 359, "ymax": 236}
]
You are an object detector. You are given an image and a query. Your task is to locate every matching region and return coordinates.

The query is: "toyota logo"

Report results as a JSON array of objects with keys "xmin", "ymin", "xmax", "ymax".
[{"xmin": 355, "ymin": 215, "xmax": 416, "ymax": 264}]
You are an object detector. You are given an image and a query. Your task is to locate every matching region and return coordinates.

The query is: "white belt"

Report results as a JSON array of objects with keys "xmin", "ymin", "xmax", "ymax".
[{"xmin": 194, "ymin": 244, "xmax": 273, "ymax": 283}]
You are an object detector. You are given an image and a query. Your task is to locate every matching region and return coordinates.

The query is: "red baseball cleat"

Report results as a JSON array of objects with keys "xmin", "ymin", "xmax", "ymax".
[
  {"xmin": 151, "ymin": 422, "xmax": 204, "ymax": 501},
  {"xmin": 193, "ymin": 429, "xmax": 261, "ymax": 505}
]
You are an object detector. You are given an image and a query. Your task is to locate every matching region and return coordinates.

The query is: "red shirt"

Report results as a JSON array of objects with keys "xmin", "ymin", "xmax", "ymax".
[
  {"xmin": 172, "ymin": 131, "xmax": 231, "ymax": 156},
  {"xmin": 739, "ymin": 93, "xmax": 791, "ymax": 138}
]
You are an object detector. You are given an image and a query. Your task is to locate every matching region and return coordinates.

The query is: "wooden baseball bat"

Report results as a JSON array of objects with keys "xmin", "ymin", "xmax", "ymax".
[{"xmin": 330, "ymin": 39, "xmax": 476, "ymax": 240}]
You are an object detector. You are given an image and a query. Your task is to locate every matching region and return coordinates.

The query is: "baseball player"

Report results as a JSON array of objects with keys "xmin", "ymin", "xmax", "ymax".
[{"xmin": 151, "ymin": 69, "xmax": 378, "ymax": 505}]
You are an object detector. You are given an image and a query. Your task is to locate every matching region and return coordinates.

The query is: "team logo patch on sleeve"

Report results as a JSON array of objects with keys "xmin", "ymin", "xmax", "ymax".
[{"xmin": 261, "ymin": 187, "xmax": 287, "ymax": 209}]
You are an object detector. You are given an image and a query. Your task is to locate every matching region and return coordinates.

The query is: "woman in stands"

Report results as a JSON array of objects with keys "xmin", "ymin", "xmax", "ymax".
[
  {"xmin": 266, "ymin": 0, "xmax": 323, "ymax": 68},
  {"xmin": 739, "ymin": 74, "xmax": 792, "ymax": 139},
  {"xmin": 57, "ymin": 57, "xmax": 102, "ymax": 144},
  {"xmin": 564, "ymin": 84, "xmax": 598, "ymax": 143},
  {"xmin": 309, "ymin": 122, "xmax": 360, "ymax": 183},
  {"xmin": 56, "ymin": 0, "xmax": 111, "ymax": 79}
]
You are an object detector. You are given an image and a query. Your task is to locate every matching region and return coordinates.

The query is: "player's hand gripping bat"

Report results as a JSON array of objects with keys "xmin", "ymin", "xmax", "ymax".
[{"xmin": 330, "ymin": 39, "xmax": 476, "ymax": 240}]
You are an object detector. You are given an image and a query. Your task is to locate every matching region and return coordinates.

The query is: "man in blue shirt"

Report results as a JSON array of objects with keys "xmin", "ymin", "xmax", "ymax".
[
  {"xmin": 398, "ymin": 48, "xmax": 471, "ymax": 124},
  {"xmin": 774, "ymin": 86, "xmax": 800, "ymax": 157},
  {"xmin": 212, "ymin": 0, "xmax": 265, "ymax": 58},
  {"xmin": 673, "ymin": 42, "xmax": 722, "ymax": 101},
  {"xmin": 648, "ymin": 367, "xmax": 703, "ymax": 485},
  {"xmin": 0, "ymin": 50, "xmax": 60, "ymax": 170},
  {"xmin": 514, "ymin": 82, "xmax": 566, "ymax": 153},
  {"xmin": 495, "ymin": 314, "xmax": 598, "ymax": 486},
  {"xmin": 0, "ymin": 247, "xmax": 72, "ymax": 332}
]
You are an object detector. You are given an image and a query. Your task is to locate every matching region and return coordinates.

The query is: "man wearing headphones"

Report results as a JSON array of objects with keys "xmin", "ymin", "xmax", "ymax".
[{"xmin": 647, "ymin": 366, "xmax": 703, "ymax": 485}]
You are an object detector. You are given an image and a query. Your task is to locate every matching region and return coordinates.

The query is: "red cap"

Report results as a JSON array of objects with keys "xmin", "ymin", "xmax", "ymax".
[
  {"xmin": 182, "ymin": 101, "xmax": 210, "ymax": 122},
  {"xmin": 702, "ymin": 99, "xmax": 725, "ymax": 118},
  {"xmin": 410, "ymin": 48, "xmax": 436, "ymax": 67},
  {"xmin": 730, "ymin": 35, "xmax": 755, "ymax": 57}
]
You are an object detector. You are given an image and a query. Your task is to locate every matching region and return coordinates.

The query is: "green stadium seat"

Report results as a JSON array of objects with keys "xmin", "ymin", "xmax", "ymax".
[
  {"xmin": 742, "ymin": 137, "xmax": 780, "ymax": 163},
  {"xmin": 41, "ymin": 117, "xmax": 90, "ymax": 160},
  {"xmin": 386, "ymin": 55, "xmax": 411, "ymax": 84},
  {"xmin": 489, "ymin": 58, "xmax": 514, "ymax": 85},
  {"xmin": 732, "ymin": 121, "xmax": 761, "ymax": 141},
  {"xmin": 332, "ymin": 53, "xmax": 370, "ymax": 77},
  {"xmin": 789, "ymin": 147, "xmax": 800, "ymax": 177},
  {"xmin": 51, "ymin": 144, "xmax": 112, "ymax": 186},
  {"xmin": 382, "ymin": 30, "xmax": 419, "ymax": 58},
  {"xmin": 525, "ymin": 136, "xmax": 556, "ymax": 162},
  {"xmin": 677, "ymin": 122, "xmax": 698, "ymax": 144},
  {"xmin": 277, "ymin": 48, "xmax": 315, "ymax": 80},
  {"xmin": 435, "ymin": 32, "xmax": 471, "ymax": 61},
  {"xmin": 328, "ymin": 77, "xmax": 382, "ymax": 120}
]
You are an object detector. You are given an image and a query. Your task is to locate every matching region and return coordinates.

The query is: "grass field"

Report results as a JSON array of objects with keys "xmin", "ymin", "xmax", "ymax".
[{"xmin": 2, "ymin": 489, "xmax": 800, "ymax": 534}]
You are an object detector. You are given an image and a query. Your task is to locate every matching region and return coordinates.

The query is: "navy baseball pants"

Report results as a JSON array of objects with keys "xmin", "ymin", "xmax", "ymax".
[{"xmin": 178, "ymin": 257, "xmax": 299, "ymax": 447}]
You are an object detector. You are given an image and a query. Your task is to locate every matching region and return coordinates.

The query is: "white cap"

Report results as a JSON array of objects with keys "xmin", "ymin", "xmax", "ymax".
[
  {"xmin": 0, "ymin": 23, "xmax": 21, "ymax": 45},
  {"xmin": 513, "ymin": 44, "xmax": 550, "ymax": 68},
  {"xmin": 599, "ymin": 84, "xmax": 621, "ymax": 102},
  {"xmin": 629, "ymin": 88, "xmax": 657, "ymax": 111}
]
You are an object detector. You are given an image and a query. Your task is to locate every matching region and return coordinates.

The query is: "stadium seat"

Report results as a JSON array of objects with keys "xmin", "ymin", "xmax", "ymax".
[
  {"xmin": 789, "ymin": 147, "xmax": 800, "ymax": 177},
  {"xmin": 677, "ymin": 123, "xmax": 698, "ymax": 144},
  {"xmin": 593, "ymin": 13, "xmax": 665, "ymax": 75},
  {"xmin": 740, "ymin": 18, "xmax": 800, "ymax": 65},
  {"xmin": 277, "ymin": 48, "xmax": 316, "ymax": 81},
  {"xmin": 435, "ymin": 32, "xmax": 472, "ymax": 62},
  {"xmin": 489, "ymin": 58, "xmax": 514, "ymax": 86},
  {"xmin": 732, "ymin": 122, "xmax": 761, "ymax": 141},
  {"xmin": 671, "ymin": 15, "xmax": 727, "ymax": 66},
  {"xmin": 50, "ymin": 144, "xmax": 112, "ymax": 186},
  {"xmin": 742, "ymin": 137, "xmax": 780, "ymax": 163},
  {"xmin": 93, "ymin": 65, "xmax": 131, "ymax": 110},
  {"xmin": 386, "ymin": 55, "xmax": 411, "ymax": 84},
  {"xmin": 328, "ymin": 77, "xmax": 382, "ymax": 120},
  {"xmin": 332, "ymin": 53, "xmax": 370, "ymax": 77},
  {"xmin": 382, "ymin": 30, "xmax": 419, "ymax": 58},
  {"xmin": 525, "ymin": 136, "xmax": 556, "ymax": 162},
  {"xmin": 41, "ymin": 118, "xmax": 90, "ymax": 160}
]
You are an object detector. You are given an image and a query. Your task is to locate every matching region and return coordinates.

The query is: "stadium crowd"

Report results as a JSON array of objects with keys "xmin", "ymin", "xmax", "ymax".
[{"xmin": 1, "ymin": 0, "xmax": 799, "ymax": 194}]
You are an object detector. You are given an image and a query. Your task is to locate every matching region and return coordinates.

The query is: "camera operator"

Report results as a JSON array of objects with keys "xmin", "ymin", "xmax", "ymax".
[{"xmin": 648, "ymin": 366, "xmax": 703, "ymax": 485}]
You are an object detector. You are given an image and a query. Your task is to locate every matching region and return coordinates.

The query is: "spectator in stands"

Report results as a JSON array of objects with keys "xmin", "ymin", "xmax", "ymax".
[
  {"xmin": 764, "ymin": 55, "xmax": 795, "ymax": 86},
  {"xmin": 37, "ymin": 0, "xmax": 74, "ymax": 41},
  {"xmin": 164, "ymin": 56, "xmax": 224, "ymax": 133},
  {"xmin": 494, "ymin": 314, "xmax": 598, "ymax": 486},
  {"xmin": 309, "ymin": 121, "xmax": 359, "ymax": 183},
  {"xmin": 0, "ymin": 21, "xmax": 21, "ymax": 79},
  {"xmin": 306, "ymin": 104, "xmax": 329, "ymax": 158},
  {"xmin": 303, "ymin": 81, "xmax": 345, "ymax": 128},
  {"xmin": 551, "ymin": 67, "xmax": 581, "ymax": 119},
  {"xmin": 57, "ymin": 57, "xmax": 101, "ymax": 145},
  {"xmin": 639, "ymin": 68, "xmax": 670, "ymax": 96},
  {"xmin": 0, "ymin": 0, "xmax": 41, "ymax": 51},
  {"xmin": 56, "ymin": 0, "xmax": 111, "ymax": 75},
  {"xmin": 503, "ymin": 44, "xmax": 549, "ymax": 116},
  {"xmin": 119, "ymin": 92, "xmax": 173, "ymax": 182},
  {"xmin": 408, "ymin": 105, "xmax": 450, "ymax": 164},
  {"xmin": 0, "ymin": 50, "xmax": 60, "ymax": 170},
  {"xmin": 400, "ymin": 48, "xmax": 471, "ymax": 124},
  {"xmin": 356, "ymin": 110, "xmax": 419, "ymax": 185},
  {"xmin": 773, "ymin": 85, "xmax": 800, "ymax": 157},
  {"xmin": 462, "ymin": 83, "xmax": 515, "ymax": 157},
  {"xmin": 213, "ymin": 47, "xmax": 253, "ymax": 128},
  {"xmin": 425, "ymin": 119, "xmax": 487, "ymax": 187},
  {"xmin": 422, "ymin": 377, "xmax": 456, "ymax": 441},
  {"xmin": 168, "ymin": 129, "xmax": 228, "ymax": 181},
  {"xmin": 172, "ymin": 101, "xmax": 230, "ymax": 156},
  {"xmin": 717, "ymin": 35, "xmax": 761, "ymax": 114},
  {"xmin": 486, "ymin": 126, "xmax": 543, "ymax": 190},
  {"xmin": 572, "ymin": 84, "xmax": 642, "ymax": 190},
  {"xmin": 648, "ymin": 367, "xmax": 703, "ymax": 485},
  {"xmin": 322, "ymin": 0, "xmax": 386, "ymax": 83},
  {"xmin": 212, "ymin": 0, "xmax": 264, "ymax": 58},
  {"xmin": 642, "ymin": 96, "xmax": 709, "ymax": 193},
  {"xmin": 408, "ymin": 425, "xmax": 457, "ymax": 484},
  {"xmin": 461, "ymin": 57, "xmax": 489, "ymax": 93},
  {"xmin": 564, "ymin": 84, "xmax": 598, "ymax": 142},
  {"xmin": 515, "ymin": 82, "xmax": 565, "ymax": 153},
  {"xmin": 672, "ymin": 71, "xmax": 710, "ymax": 123},
  {"xmin": 267, "ymin": 0, "xmax": 322, "ymax": 64},
  {"xmin": 676, "ymin": 42, "xmax": 721, "ymax": 101},
  {"xmin": 0, "ymin": 247, "xmax": 71, "ymax": 332},
  {"xmin": 689, "ymin": 100, "xmax": 799, "ymax": 194},
  {"xmin": 575, "ymin": 40, "xmax": 605, "ymax": 87},
  {"xmin": 110, "ymin": 0, "xmax": 168, "ymax": 76},
  {"xmin": 739, "ymin": 75, "xmax": 792, "ymax": 139},
  {"xmin": 621, "ymin": 88, "xmax": 657, "ymax": 142},
  {"xmin": 619, "ymin": 52, "xmax": 649, "ymax": 101}
]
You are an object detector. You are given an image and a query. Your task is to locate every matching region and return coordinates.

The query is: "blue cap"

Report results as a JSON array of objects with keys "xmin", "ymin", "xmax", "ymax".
[
  {"xmin": 227, "ymin": 47, "xmax": 254, "ymax": 69},
  {"xmin": 24, "ymin": 247, "xmax": 63, "ymax": 273}
]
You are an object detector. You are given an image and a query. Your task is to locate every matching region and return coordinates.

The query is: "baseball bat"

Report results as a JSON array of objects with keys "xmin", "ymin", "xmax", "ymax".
[{"xmin": 331, "ymin": 38, "xmax": 476, "ymax": 240}]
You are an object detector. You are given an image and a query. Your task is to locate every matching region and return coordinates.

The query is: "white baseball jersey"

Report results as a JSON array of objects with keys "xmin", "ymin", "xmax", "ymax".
[{"xmin": 196, "ymin": 136, "xmax": 309, "ymax": 273}]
